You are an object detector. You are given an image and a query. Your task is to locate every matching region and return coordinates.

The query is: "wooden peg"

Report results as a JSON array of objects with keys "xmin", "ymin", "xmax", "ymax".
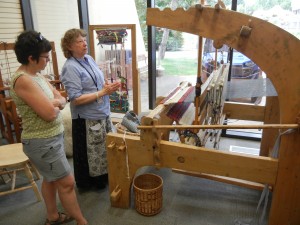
[
  {"xmin": 240, "ymin": 25, "xmax": 252, "ymax": 37},
  {"xmin": 110, "ymin": 185, "xmax": 121, "ymax": 202},
  {"xmin": 213, "ymin": 39, "xmax": 224, "ymax": 49},
  {"xmin": 118, "ymin": 144, "xmax": 126, "ymax": 152},
  {"xmin": 177, "ymin": 156, "xmax": 185, "ymax": 163},
  {"xmin": 215, "ymin": 3, "xmax": 221, "ymax": 10},
  {"xmin": 179, "ymin": 134, "xmax": 185, "ymax": 143},
  {"xmin": 107, "ymin": 141, "xmax": 116, "ymax": 150},
  {"xmin": 195, "ymin": 4, "xmax": 203, "ymax": 10},
  {"xmin": 216, "ymin": 0, "xmax": 226, "ymax": 9}
]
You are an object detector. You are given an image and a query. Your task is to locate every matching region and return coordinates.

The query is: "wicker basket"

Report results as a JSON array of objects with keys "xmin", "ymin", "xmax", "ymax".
[
  {"xmin": 133, "ymin": 173, "xmax": 163, "ymax": 216},
  {"xmin": 115, "ymin": 123, "xmax": 140, "ymax": 136}
]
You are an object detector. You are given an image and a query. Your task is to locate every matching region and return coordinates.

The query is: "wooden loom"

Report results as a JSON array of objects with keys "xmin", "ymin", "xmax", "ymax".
[
  {"xmin": 106, "ymin": 4, "xmax": 300, "ymax": 225},
  {"xmin": 88, "ymin": 24, "xmax": 141, "ymax": 114}
]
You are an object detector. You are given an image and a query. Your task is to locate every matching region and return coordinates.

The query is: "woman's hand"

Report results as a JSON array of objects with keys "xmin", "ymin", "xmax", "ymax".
[
  {"xmin": 102, "ymin": 82, "xmax": 121, "ymax": 96},
  {"xmin": 51, "ymin": 98, "xmax": 66, "ymax": 110},
  {"xmin": 52, "ymin": 88, "xmax": 67, "ymax": 110},
  {"xmin": 72, "ymin": 81, "xmax": 121, "ymax": 106}
]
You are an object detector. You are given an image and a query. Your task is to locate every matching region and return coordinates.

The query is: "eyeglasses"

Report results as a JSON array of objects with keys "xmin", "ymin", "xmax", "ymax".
[
  {"xmin": 36, "ymin": 32, "xmax": 43, "ymax": 42},
  {"xmin": 39, "ymin": 55, "xmax": 50, "ymax": 60}
]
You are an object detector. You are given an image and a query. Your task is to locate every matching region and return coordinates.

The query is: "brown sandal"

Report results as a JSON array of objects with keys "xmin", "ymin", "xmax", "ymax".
[{"xmin": 44, "ymin": 212, "xmax": 74, "ymax": 225}]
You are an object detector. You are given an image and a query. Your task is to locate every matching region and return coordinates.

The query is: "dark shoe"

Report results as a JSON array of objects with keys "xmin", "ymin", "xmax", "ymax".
[
  {"xmin": 44, "ymin": 212, "xmax": 74, "ymax": 225},
  {"xmin": 91, "ymin": 176, "xmax": 106, "ymax": 189}
]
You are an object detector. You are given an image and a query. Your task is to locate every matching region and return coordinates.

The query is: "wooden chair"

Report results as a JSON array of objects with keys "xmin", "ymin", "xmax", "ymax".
[
  {"xmin": 49, "ymin": 80, "xmax": 68, "ymax": 99},
  {"xmin": 48, "ymin": 42, "xmax": 68, "ymax": 99},
  {"xmin": 0, "ymin": 97, "xmax": 22, "ymax": 144},
  {"xmin": 0, "ymin": 143, "xmax": 42, "ymax": 201},
  {"xmin": 0, "ymin": 69, "xmax": 11, "ymax": 140}
]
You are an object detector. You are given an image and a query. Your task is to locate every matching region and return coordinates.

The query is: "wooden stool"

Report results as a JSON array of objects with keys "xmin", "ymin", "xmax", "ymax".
[{"xmin": 0, "ymin": 143, "xmax": 42, "ymax": 201}]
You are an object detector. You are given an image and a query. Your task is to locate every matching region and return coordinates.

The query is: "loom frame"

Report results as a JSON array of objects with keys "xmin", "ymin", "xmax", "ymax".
[
  {"xmin": 88, "ymin": 24, "xmax": 141, "ymax": 114},
  {"xmin": 106, "ymin": 6, "xmax": 300, "ymax": 225}
]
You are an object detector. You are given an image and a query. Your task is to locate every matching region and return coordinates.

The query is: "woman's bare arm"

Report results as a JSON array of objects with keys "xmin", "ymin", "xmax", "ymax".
[{"xmin": 14, "ymin": 75, "xmax": 60, "ymax": 122}]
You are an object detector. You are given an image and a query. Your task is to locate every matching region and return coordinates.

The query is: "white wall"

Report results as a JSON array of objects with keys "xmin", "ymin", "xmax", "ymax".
[
  {"xmin": 31, "ymin": 0, "xmax": 80, "ymax": 73},
  {"xmin": 88, "ymin": 0, "xmax": 146, "ymax": 57}
]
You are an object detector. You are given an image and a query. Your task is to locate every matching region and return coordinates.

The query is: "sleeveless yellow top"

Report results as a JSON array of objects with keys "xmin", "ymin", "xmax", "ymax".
[{"xmin": 10, "ymin": 72, "xmax": 64, "ymax": 139}]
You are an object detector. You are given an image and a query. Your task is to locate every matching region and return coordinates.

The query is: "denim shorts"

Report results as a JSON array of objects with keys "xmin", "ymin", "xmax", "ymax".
[{"xmin": 22, "ymin": 133, "xmax": 71, "ymax": 182}]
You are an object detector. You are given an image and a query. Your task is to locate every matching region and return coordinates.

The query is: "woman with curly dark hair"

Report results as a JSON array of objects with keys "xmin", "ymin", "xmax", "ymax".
[{"xmin": 10, "ymin": 30, "xmax": 88, "ymax": 225}]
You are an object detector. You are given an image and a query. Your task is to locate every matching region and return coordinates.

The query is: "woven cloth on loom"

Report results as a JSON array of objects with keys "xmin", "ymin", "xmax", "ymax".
[
  {"xmin": 178, "ymin": 86, "xmax": 194, "ymax": 103},
  {"xmin": 178, "ymin": 103, "xmax": 195, "ymax": 125},
  {"xmin": 166, "ymin": 102, "xmax": 195, "ymax": 125},
  {"xmin": 160, "ymin": 87, "xmax": 181, "ymax": 104},
  {"xmin": 161, "ymin": 86, "xmax": 194, "ymax": 105}
]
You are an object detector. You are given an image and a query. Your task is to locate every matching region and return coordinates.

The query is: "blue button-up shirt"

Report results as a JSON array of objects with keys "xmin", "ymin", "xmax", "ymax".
[{"xmin": 61, "ymin": 54, "xmax": 110, "ymax": 120}]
